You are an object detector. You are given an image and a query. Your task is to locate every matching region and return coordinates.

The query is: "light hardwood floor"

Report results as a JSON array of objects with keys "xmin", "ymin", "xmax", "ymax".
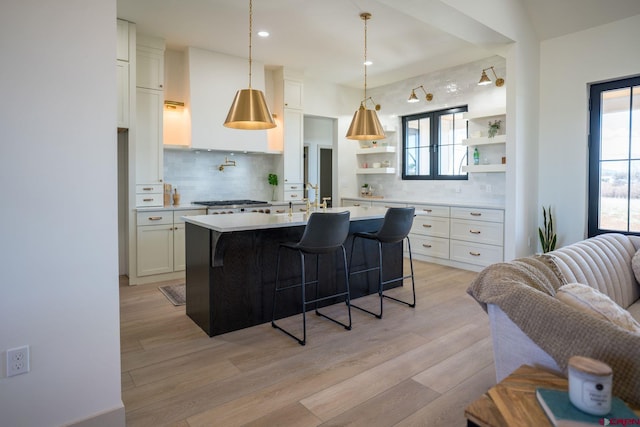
[{"xmin": 120, "ymin": 260, "xmax": 496, "ymax": 426}]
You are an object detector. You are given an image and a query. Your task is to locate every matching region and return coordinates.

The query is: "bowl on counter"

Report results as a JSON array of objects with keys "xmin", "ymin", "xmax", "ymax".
[{"xmin": 372, "ymin": 162, "xmax": 381, "ymax": 168}]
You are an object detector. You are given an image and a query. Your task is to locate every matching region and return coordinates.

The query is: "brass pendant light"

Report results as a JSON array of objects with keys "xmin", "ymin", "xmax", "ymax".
[
  {"xmin": 224, "ymin": 0, "xmax": 276, "ymax": 130},
  {"xmin": 346, "ymin": 12, "xmax": 385, "ymax": 141},
  {"xmin": 478, "ymin": 66, "xmax": 505, "ymax": 87}
]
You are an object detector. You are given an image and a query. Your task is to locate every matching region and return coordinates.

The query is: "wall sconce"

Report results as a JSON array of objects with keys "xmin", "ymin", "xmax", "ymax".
[
  {"xmin": 478, "ymin": 66, "xmax": 505, "ymax": 87},
  {"xmin": 407, "ymin": 85, "xmax": 433, "ymax": 103},
  {"xmin": 164, "ymin": 100, "xmax": 185, "ymax": 110}
]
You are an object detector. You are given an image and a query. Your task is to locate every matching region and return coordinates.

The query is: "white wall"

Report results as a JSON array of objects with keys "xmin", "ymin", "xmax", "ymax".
[
  {"xmin": 0, "ymin": 1, "xmax": 124, "ymax": 426},
  {"xmin": 539, "ymin": 14, "xmax": 640, "ymax": 246}
]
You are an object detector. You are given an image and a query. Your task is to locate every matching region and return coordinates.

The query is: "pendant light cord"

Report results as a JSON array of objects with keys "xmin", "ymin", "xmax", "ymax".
[
  {"xmin": 248, "ymin": 0, "xmax": 253, "ymax": 89},
  {"xmin": 363, "ymin": 13, "xmax": 368, "ymax": 101}
]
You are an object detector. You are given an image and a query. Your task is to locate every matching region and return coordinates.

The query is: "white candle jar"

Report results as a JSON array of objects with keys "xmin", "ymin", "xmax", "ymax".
[{"xmin": 568, "ymin": 356, "xmax": 613, "ymax": 416}]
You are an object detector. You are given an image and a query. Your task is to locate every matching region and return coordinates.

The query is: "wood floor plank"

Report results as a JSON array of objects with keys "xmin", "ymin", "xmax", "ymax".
[
  {"xmin": 119, "ymin": 260, "xmax": 496, "ymax": 426},
  {"xmin": 319, "ymin": 379, "xmax": 440, "ymax": 427}
]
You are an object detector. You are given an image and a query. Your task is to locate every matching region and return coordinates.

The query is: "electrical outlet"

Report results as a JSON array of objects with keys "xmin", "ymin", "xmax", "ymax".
[{"xmin": 6, "ymin": 345, "xmax": 30, "ymax": 377}]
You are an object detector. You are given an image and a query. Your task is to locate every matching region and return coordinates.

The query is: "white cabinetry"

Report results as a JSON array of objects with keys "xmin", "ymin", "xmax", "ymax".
[
  {"xmin": 356, "ymin": 129, "xmax": 397, "ymax": 175},
  {"xmin": 449, "ymin": 207, "xmax": 504, "ymax": 267},
  {"xmin": 407, "ymin": 203, "xmax": 450, "ymax": 260},
  {"xmin": 135, "ymin": 35, "xmax": 164, "ymax": 204},
  {"xmin": 461, "ymin": 109, "xmax": 506, "ymax": 173},
  {"xmin": 116, "ymin": 19, "xmax": 132, "ymax": 129},
  {"xmin": 283, "ymin": 109, "xmax": 303, "ymax": 186},
  {"xmin": 135, "ymin": 87, "xmax": 163, "ymax": 187},
  {"xmin": 136, "ymin": 209, "xmax": 205, "ymax": 276},
  {"xmin": 341, "ymin": 198, "xmax": 372, "ymax": 208}
]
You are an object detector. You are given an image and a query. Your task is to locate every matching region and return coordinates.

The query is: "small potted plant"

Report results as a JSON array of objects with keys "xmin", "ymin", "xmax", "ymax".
[
  {"xmin": 488, "ymin": 119, "xmax": 502, "ymax": 138},
  {"xmin": 268, "ymin": 173, "xmax": 278, "ymax": 201},
  {"xmin": 360, "ymin": 183, "xmax": 369, "ymax": 196},
  {"xmin": 538, "ymin": 205, "xmax": 557, "ymax": 253}
]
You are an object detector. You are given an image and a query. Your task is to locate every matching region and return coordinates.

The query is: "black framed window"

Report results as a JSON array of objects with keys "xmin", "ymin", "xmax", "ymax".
[
  {"xmin": 588, "ymin": 76, "xmax": 640, "ymax": 236},
  {"xmin": 402, "ymin": 106, "xmax": 468, "ymax": 180}
]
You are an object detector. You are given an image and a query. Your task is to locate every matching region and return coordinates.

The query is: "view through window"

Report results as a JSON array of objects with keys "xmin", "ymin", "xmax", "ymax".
[
  {"xmin": 588, "ymin": 76, "xmax": 640, "ymax": 235},
  {"xmin": 402, "ymin": 106, "xmax": 468, "ymax": 180}
]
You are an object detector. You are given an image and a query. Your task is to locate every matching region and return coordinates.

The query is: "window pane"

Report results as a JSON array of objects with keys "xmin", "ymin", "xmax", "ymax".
[
  {"xmin": 599, "ymin": 160, "xmax": 628, "ymax": 231},
  {"xmin": 405, "ymin": 117, "xmax": 430, "ymax": 176},
  {"xmin": 438, "ymin": 112, "xmax": 467, "ymax": 176},
  {"xmin": 601, "ymin": 88, "xmax": 630, "ymax": 161},
  {"xmin": 632, "ymin": 86, "xmax": 640, "ymax": 159},
  {"xmin": 631, "ymin": 159, "xmax": 640, "ymax": 232}
]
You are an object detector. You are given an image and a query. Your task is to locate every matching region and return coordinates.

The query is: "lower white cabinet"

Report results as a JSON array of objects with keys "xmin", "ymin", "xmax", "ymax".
[
  {"xmin": 136, "ymin": 209, "xmax": 205, "ymax": 276},
  {"xmin": 342, "ymin": 198, "xmax": 504, "ymax": 271}
]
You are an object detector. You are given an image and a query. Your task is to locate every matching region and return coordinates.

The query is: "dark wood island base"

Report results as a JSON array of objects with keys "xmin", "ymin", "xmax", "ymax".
[{"xmin": 185, "ymin": 213, "xmax": 403, "ymax": 337}]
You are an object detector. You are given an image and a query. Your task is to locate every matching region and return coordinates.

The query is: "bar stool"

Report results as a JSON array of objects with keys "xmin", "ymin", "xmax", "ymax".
[
  {"xmin": 349, "ymin": 207, "xmax": 416, "ymax": 319},
  {"xmin": 271, "ymin": 211, "xmax": 352, "ymax": 345}
]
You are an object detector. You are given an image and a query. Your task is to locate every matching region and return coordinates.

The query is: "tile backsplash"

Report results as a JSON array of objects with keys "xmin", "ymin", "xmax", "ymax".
[{"xmin": 163, "ymin": 149, "xmax": 279, "ymax": 203}]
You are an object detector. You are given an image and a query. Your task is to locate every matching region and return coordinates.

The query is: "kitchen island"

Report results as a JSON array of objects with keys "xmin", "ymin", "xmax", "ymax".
[{"xmin": 183, "ymin": 206, "xmax": 403, "ymax": 337}]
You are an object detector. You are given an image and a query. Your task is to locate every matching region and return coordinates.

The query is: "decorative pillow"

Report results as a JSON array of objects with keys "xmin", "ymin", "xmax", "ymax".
[
  {"xmin": 556, "ymin": 282, "xmax": 640, "ymax": 333},
  {"xmin": 632, "ymin": 249, "xmax": 640, "ymax": 285}
]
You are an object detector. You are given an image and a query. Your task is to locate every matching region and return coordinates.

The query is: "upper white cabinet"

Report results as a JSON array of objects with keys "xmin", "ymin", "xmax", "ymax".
[
  {"xmin": 283, "ymin": 109, "xmax": 303, "ymax": 184},
  {"xmin": 117, "ymin": 61, "xmax": 129, "ymax": 128},
  {"xmin": 136, "ymin": 88, "xmax": 163, "ymax": 185},
  {"xmin": 271, "ymin": 68, "xmax": 304, "ymax": 187},
  {"xmin": 135, "ymin": 34, "xmax": 165, "ymax": 192},
  {"xmin": 136, "ymin": 34, "xmax": 165, "ymax": 91},
  {"xmin": 117, "ymin": 19, "xmax": 130, "ymax": 61},
  {"xmin": 186, "ymin": 47, "xmax": 269, "ymax": 152}
]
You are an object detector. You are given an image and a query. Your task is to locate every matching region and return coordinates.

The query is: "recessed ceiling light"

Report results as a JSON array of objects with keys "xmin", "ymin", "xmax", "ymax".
[
  {"xmin": 364, "ymin": 60, "xmax": 372, "ymax": 66},
  {"xmin": 257, "ymin": 31, "xmax": 269, "ymax": 37}
]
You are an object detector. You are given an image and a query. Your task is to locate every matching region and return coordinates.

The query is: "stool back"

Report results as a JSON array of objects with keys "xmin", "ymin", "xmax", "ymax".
[
  {"xmin": 298, "ymin": 211, "xmax": 351, "ymax": 253},
  {"xmin": 374, "ymin": 207, "xmax": 415, "ymax": 243}
]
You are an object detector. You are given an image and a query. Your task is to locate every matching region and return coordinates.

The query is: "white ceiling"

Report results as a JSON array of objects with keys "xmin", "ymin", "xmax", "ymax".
[{"xmin": 116, "ymin": 0, "xmax": 640, "ymax": 89}]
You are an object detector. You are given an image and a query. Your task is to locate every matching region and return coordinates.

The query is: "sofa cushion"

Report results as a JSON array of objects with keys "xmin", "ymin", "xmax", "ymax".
[
  {"xmin": 556, "ymin": 282, "xmax": 640, "ymax": 333},
  {"xmin": 549, "ymin": 233, "xmax": 640, "ymax": 309},
  {"xmin": 632, "ymin": 249, "xmax": 640, "ymax": 285}
]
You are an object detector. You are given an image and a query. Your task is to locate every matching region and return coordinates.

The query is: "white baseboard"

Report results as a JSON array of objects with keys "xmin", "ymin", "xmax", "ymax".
[{"xmin": 66, "ymin": 404, "xmax": 125, "ymax": 427}]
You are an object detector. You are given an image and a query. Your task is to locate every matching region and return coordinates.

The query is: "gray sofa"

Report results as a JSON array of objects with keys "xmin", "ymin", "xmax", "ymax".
[{"xmin": 468, "ymin": 233, "xmax": 640, "ymax": 407}]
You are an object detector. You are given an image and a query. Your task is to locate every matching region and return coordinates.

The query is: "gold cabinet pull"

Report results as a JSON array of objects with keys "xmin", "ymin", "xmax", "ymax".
[
  {"xmin": 469, "ymin": 251, "xmax": 481, "ymax": 256},
  {"xmin": 422, "ymin": 244, "xmax": 432, "ymax": 248},
  {"xmin": 290, "ymin": 194, "xmax": 298, "ymax": 198},
  {"xmin": 422, "ymin": 224, "xmax": 432, "ymax": 228},
  {"xmin": 470, "ymin": 212, "xmax": 482, "ymax": 216},
  {"xmin": 469, "ymin": 229, "xmax": 481, "ymax": 234},
  {"xmin": 148, "ymin": 216, "xmax": 162, "ymax": 220},
  {"xmin": 142, "ymin": 187, "xmax": 153, "ymax": 191},
  {"xmin": 143, "ymin": 198, "xmax": 154, "ymax": 202},
  {"xmin": 423, "ymin": 209, "xmax": 433, "ymax": 213},
  {"xmin": 353, "ymin": 203, "xmax": 361, "ymax": 206}
]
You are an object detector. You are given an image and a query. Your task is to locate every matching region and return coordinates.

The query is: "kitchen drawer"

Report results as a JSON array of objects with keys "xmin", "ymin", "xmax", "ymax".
[
  {"xmin": 410, "ymin": 216, "xmax": 449, "ymax": 238},
  {"xmin": 136, "ymin": 184, "xmax": 163, "ymax": 194},
  {"xmin": 450, "ymin": 240, "xmax": 503, "ymax": 267},
  {"xmin": 342, "ymin": 199, "xmax": 371, "ymax": 207},
  {"xmin": 284, "ymin": 190, "xmax": 303, "ymax": 201},
  {"xmin": 451, "ymin": 207, "xmax": 504, "ymax": 223},
  {"xmin": 284, "ymin": 183, "xmax": 304, "ymax": 192},
  {"xmin": 450, "ymin": 219, "xmax": 503, "ymax": 246},
  {"xmin": 136, "ymin": 194, "xmax": 163, "ymax": 207},
  {"xmin": 407, "ymin": 203, "xmax": 450, "ymax": 218},
  {"xmin": 410, "ymin": 234, "xmax": 449, "ymax": 260},
  {"xmin": 371, "ymin": 201, "xmax": 407, "ymax": 209},
  {"xmin": 173, "ymin": 209, "xmax": 206, "ymax": 223},
  {"xmin": 137, "ymin": 211, "xmax": 173, "ymax": 226}
]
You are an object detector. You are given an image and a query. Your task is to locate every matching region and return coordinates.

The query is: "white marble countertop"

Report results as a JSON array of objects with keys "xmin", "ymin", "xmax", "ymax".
[
  {"xmin": 136, "ymin": 204, "xmax": 209, "ymax": 212},
  {"xmin": 341, "ymin": 196, "xmax": 505, "ymax": 210},
  {"xmin": 182, "ymin": 206, "xmax": 389, "ymax": 232}
]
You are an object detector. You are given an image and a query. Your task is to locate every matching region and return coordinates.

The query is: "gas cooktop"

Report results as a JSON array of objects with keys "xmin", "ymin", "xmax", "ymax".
[{"xmin": 192, "ymin": 199, "xmax": 271, "ymax": 208}]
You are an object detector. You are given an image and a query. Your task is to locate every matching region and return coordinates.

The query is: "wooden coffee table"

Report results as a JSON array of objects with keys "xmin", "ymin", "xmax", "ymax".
[{"xmin": 465, "ymin": 364, "xmax": 640, "ymax": 427}]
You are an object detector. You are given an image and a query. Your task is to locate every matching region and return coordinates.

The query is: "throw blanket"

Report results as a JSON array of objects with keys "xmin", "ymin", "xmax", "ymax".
[{"xmin": 467, "ymin": 255, "xmax": 640, "ymax": 407}]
